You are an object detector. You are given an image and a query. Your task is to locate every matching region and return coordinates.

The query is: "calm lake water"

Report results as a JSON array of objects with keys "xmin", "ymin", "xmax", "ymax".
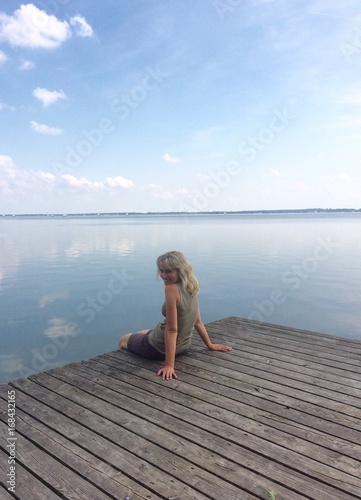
[{"xmin": 0, "ymin": 213, "xmax": 360, "ymax": 383}]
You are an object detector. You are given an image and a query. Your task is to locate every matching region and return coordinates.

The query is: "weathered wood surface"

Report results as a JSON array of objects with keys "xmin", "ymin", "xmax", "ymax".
[{"xmin": 1, "ymin": 316, "xmax": 361, "ymax": 499}]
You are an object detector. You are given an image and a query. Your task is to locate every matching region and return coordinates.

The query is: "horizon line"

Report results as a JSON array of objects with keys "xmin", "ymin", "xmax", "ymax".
[{"xmin": 1, "ymin": 208, "xmax": 361, "ymax": 217}]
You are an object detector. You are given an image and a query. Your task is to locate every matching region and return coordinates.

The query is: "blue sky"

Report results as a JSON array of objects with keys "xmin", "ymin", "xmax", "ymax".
[{"xmin": 0, "ymin": 0, "xmax": 360, "ymax": 213}]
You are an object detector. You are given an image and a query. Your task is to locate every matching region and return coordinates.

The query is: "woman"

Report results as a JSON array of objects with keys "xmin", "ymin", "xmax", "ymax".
[{"xmin": 118, "ymin": 251, "xmax": 232, "ymax": 380}]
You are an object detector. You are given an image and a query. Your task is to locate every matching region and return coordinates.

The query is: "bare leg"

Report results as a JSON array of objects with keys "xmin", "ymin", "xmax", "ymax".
[{"xmin": 118, "ymin": 329, "xmax": 149, "ymax": 350}]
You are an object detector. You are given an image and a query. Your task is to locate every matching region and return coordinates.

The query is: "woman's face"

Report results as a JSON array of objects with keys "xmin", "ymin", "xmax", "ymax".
[{"xmin": 158, "ymin": 261, "xmax": 180, "ymax": 285}]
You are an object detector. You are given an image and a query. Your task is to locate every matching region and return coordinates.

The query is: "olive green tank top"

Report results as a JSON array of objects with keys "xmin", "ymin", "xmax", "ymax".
[{"xmin": 149, "ymin": 282, "xmax": 199, "ymax": 354}]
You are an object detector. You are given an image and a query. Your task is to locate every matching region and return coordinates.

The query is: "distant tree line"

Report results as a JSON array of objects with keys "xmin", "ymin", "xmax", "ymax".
[{"xmin": 2, "ymin": 208, "xmax": 361, "ymax": 217}]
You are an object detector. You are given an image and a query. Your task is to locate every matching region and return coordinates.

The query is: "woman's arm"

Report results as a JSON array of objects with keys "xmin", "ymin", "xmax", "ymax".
[
  {"xmin": 194, "ymin": 310, "xmax": 233, "ymax": 352},
  {"xmin": 157, "ymin": 284, "xmax": 180, "ymax": 380}
]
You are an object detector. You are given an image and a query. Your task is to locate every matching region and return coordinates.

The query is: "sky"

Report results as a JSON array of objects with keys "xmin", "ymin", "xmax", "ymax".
[{"xmin": 0, "ymin": 0, "xmax": 361, "ymax": 214}]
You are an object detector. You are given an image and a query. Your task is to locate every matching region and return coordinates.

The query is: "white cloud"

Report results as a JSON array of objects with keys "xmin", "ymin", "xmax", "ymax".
[
  {"xmin": 163, "ymin": 153, "xmax": 182, "ymax": 164},
  {"xmin": 196, "ymin": 173, "xmax": 211, "ymax": 181},
  {"xmin": 37, "ymin": 171, "xmax": 56, "ymax": 182},
  {"xmin": 31, "ymin": 121, "xmax": 63, "ymax": 135},
  {"xmin": 147, "ymin": 183, "xmax": 173, "ymax": 199},
  {"xmin": 292, "ymin": 182, "xmax": 306, "ymax": 190},
  {"xmin": 0, "ymin": 4, "xmax": 70, "ymax": 49},
  {"xmin": 39, "ymin": 290, "xmax": 69, "ymax": 308},
  {"xmin": 58, "ymin": 174, "xmax": 133, "ymax": 191},
  {"xmin": 105, "ymin": 176, "xmax": 134, "ymax": 188},
  {"xmin": 321, "ymin": 173, "xmax": 355, "ymax": 183},
  {"xmin": 0, "ymin": 102, "xmax": 15, "ymax": 112},
  {"xmin": 0, "ymin": 5, "xmax": 93, "ymax": 50},
  {"xmin": 269, "ymin": 168, "xmax": 281, "ymax": 176},
  {"xmin": 33, "ymin": 87, "xmax": 67, "ymax": 107},
  {"xmin": 19, "ymin": 59, "xmax": 35, "ymax": 70},
  {"xmin": 61, "ymin": 174, "xmax": 104, "ymax": 190},
  {"xmin": 43, "ymin": 317, "xmax": 79, "ymax": 338},
  {"xmin": 0, "ymin": 164, "xmax": 135, "ymax": 211},
  {"xmin": 70, "ymin": 15, "xmax": 93, "ymax": 38},
  {"xmin": 335, "ymin": 87, "xmax": 361, "ymax": 107},
  {"xmin": 337, "ymin": 94, "xmax": 361, "ymax": 106},
  {"xmin": 0, "ymin": 354, "xmax": 23, "ymax": 375},
  {"xmin": 0, "ymin": 156, "xmax": 134, "ymax": 200},
  {"xmin": 323, "ymin": 115, "xmax": 361, "ymax": 130},
  {"xmin": 0, "ymin": 155, "xmax": 15, "ymax": 173},
  {"xmin": 0, "ymin": 49, "xmax": 7, "ymax": 65}
]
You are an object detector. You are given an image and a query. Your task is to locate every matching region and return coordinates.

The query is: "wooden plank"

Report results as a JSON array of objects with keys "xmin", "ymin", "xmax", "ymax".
[
  {"xmin": 1, "ymin": 317, "xmax": 361, "ymax": 500},
  {"xmin": 0, "ymin": 385, "xmax": 62, "ymax": 499},
  {"xmin": 106, "ymin": 351, "xmax": 361, "ymax": 456},
  {"xmin": 223, "ymin": 317, "xmax": 361, "ymax": 351},
  {"xmin": 0, "ymin": 485, "xmax": 16, "ymax": 500},
  {"xmin": 203, "ymin": 330, "xmax": 361, "ymax": 393},
  {"xmin": 208, "ymin": 332, "xmax": 361, "ymax": 386},
  {"xmin": 0, "ymin": 398, "xmax": 159, "ymax": 500},
  {"xmin": 220, "ymin": 333, "xmax": 361, "ymax": 370},
  {"xmin": 24, "ymin": 371, "xmax": 267, "ymax": 500},
  {"xmin": 99, "ymin": 354, "xmax": 361, "ymax": 467},
  {"xmin": 174, "ymin": 355, "xmax": 361, "ymax": 434},
  {"xmin": 212, "ymin": 317, "xmax": 361, "ymax": 361},
  {"xmin": 208, "ymin": 317, "xmax": 361, "ymax": 356},
  {"xmin": 3, "ymin": 385, "xmax": 208, "ymax": 500},
  {"xmin": 211, "ymin": 318, "xmax": 361, "ymax": 373},
  {"xmin": 183, "ymin": 347, "xmax": 361, "ymax": 412},
  {"xmin": 0, "ymin": 448, "xmax": 62, "ymax": 500},
  {"xmin": 50, "ymin": 365, "xmax": 333, "ymax": 499},
  {"xmin": 10, "ymin": 376, "xmax": 257, "ymax": 500},
  {"xmin": 139, "ymin": 353, "xmax": 361, "ymax": 443},
  {"xmin": 65, "ymin": 360, "xmax": 361, "ymax": 500},
  {"xmin": 0, "ymin": 418, "xmax": 112, "ymax": 500},
  {"xmin": 214, "ymin": 327, "xmax": 361, "ymax": 369}
]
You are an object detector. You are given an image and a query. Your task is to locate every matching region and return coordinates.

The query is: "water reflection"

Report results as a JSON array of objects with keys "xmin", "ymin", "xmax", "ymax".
[
  {"xmin": 39, "ymin": 290, "xmax": 70, "ymax": 308},
  {"xmin": 0, "ymin": 214, "xmax": 360, "ymax": 383},
  {"xmin": 0, "ymin": 219, "xmax": 136, "ymax": 288},
  {"xmin": 0, "ymin": 354, "xmax": 23, "ymax": 376},
  {"xmin": 43, "ymin": 317, "xmax": 80, "ymax": 338}
]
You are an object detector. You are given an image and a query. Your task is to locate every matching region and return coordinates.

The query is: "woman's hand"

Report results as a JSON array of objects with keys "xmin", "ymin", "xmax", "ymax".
[
  {"xmin": 157, "ymin": 365, "xmax": 178, "ymax": 380},
  {"xmin": 209, "ymin": 343, "xmax": 233, "ymax": 352}
]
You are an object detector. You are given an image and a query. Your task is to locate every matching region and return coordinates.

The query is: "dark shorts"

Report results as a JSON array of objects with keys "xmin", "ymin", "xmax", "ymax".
[{"xmin": 127, "ymin": 330, "xmax": 165, "ymax": 360}]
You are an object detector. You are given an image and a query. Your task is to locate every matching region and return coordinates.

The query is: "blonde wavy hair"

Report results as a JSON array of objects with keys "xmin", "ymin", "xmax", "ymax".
[{"xmin": 156, "ymin": 251, "xmax": 199, "ymax": 296}]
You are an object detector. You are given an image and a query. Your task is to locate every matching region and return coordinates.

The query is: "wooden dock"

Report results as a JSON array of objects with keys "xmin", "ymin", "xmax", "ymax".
[{"xmin": 1, "ymin": 316, "xmax": 361, "ymax": 499}]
